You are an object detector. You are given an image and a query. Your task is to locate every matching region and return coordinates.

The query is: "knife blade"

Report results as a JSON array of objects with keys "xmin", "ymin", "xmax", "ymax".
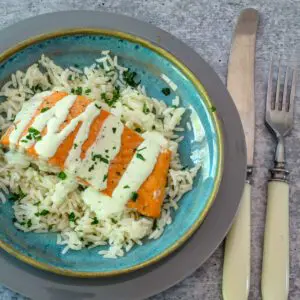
[{"xmin": 222, "ymin": 8, "xmax": 259, "ymax": 300}]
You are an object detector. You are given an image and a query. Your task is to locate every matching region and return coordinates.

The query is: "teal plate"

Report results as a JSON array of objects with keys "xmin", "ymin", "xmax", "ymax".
[{"xmin": 0, "ymin": 30, "xmax": 223, "ymax": 277}]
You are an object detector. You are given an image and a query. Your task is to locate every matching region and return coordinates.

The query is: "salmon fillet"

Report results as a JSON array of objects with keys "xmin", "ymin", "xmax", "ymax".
[{"xmin": 1, "ymin": 92, "xmax": 171, "ymax": 218}]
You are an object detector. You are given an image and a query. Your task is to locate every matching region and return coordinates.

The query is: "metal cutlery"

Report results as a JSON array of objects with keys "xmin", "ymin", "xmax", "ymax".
[
  {"xmin": 261, "ymin": 59, "xmax": 297, "ymax": 300},
  {"xmin": 222, "ymin": 8, "xmax": 259, "ymax": 300}
]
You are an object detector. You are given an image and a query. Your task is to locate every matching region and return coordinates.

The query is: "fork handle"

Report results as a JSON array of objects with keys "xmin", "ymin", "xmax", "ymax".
[{"xmin": 261, "ymin": 180, "xmax": 289, "ymax": 300}]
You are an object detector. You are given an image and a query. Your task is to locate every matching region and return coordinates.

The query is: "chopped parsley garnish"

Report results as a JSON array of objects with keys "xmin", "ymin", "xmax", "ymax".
[
  {"xmin": 131, "ymin": 192, "xmax": 139, "ymax": 201},
  {"xmin": 123, "ymin": 69, "xmax": 140, "ymax": 87},
  {"xmin": 88, "ymin": 164, "xmax": 95, "ymax": 172},
  {"xmin": 68, "ymin": 212, "xmax": 76, "ymax": 222},
  {"xmin": 171, "ymin": 105, "xmax": 178, "ymax": 108},
  {"xmin": 95, "ymin": 103, "xmax": 102, "ymax": 109},
  {"xmin": 103, "ymin": 174, "xmax": 108, "ymax": 182},
  {"xmin": 72, "ymin": 86, "xmax": 82, "ymax": 95},
  {"xmin": 57, "ymin": 171, "xmax": 67, "ymax": 180},
  {"xmin": 39, "ymin": 209, "xmax": 50, "ymax": 216},
  {"xmin": 91, "ymin": 217, "xmax": 99, "ymax": 225},
  {"xmin": 33, "ymin": 201, "xmax": 41, "ymax": 206},
  {"xmin": 136, "ymin": 153, "xmax": 145, "ymax": 161},
  {"xmin": 152, "ymin": 125, "xmax": 156, "ymax": 130},
  {"xmin": 111, "ymin": 218, "xmax": 118, "ymax": 224},
  {"xmin": 211, "ymin": 106, "xmax": 217, "ymax": 112},
  {"xmin": 101, "ymin": 86, "xmax": 120, "ymax": 107},
  {"xmin": 12, "ymin": 217, "xmax": 17, "ymax": 223},
  {"xmin": 78, "ymin": 185, "xmax": 87, "ymax": 192},
  {"xmin": 41, "ymin": 107, "xmax": 50, "ymax": 113},
  {"xmin": 143, "ymin": 103, "xmax": 150, "ymax": 114},
  {"xmin": 112, "ymin": 127, "xmax": 116, "ymax": 133},
  {"xmin": 113, "ymin": 146, "xmax": 116, "ymax": 150},
  {"xmin": 26, "ymin": 127, "xmax": 42, "ymax": 141},
  {"xmin": 74, "ymin": 143, "xmax": 78, "ymax": 149},
  {"xmin": 105, "ymin": 149, "xmax": 109, "ymax": 153},
  {"xmin": 123, "ymin": 185, "xmax": 130, "ymax": 189},
  {"xmin": 74, "ymin": 64, "xmax": 79, "ymax": 68},
  {"xmin": 32, "ymin": 84, "xmax": 43, "ymax": 93},
  {"xmin": 8, "ymin": 187, "xmax": 26, "ymax": 202},
  {"xmin": 68, "ymin": 75, "xmax": 72, "ymax": 81},
  {"xmin": 92, "ymin": 154, "xmax": 109, "ymax": 164},
  {"xmin": 48, "ymin": 224, "xmax": 54, "ymax": 231},
  {"xmin": 85, "ymin": 88, "xmax": 91, "ymax": 94},
  {"xmin": 152, "ymin": 219, "xmax": 157, "ymax": 230},
  {"xmin": 135, "ymin": 127, "xmax": 142, "ymax": 133},
  {"xmin": 27, "ymin": 219, "xmax": 32, "ymax": 228},
  {"xmin": 162, "ymin": 87, "xmax": 171, "ymax": 96}
]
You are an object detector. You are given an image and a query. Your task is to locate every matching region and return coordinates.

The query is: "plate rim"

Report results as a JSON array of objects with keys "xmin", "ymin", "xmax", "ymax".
[
  {"xmin": 0, "ymin": 28, "xmax": 224, "ymax": 277},
  {"xmin": 0, "ymin": 10, "xmax": 246, "ymax": 300}
]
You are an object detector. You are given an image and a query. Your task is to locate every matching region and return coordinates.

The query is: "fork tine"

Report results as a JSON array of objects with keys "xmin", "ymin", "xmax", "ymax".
[
  {"xmin": 275, "ymin": 60, "xmax": 281, "ymax": 109},
  {"xmin": 266, "ymin": 57, "xmax": 273, "ymax": 112},
  {"xmin": 282, "ymin": 67, "xmax": 289, "ymax": 111},
  {"xmin": 288, "ymin": 68, "xmax": 297, "ymax": 114}
]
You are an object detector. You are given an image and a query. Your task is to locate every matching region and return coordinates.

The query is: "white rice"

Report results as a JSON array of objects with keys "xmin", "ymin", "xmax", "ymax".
[{"xmin": 0, "ymin": 54, "xmax": 200, "ymax": 258}]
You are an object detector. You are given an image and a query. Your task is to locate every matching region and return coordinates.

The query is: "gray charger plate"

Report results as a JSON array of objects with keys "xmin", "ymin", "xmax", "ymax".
[{"xmin": 0, "ymin": 11, "xmax": 246, "ymax": 300}]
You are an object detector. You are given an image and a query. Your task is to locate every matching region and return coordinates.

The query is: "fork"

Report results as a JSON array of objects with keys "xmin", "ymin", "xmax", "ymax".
[{"xmin": 261, "ymin": 58, "xmax": 297, "ymax": 300}]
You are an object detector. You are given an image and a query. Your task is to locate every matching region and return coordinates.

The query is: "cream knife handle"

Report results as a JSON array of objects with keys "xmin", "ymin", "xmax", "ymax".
[
  {"xmin": 261, "ymin": 181, "xmax": 289, "ymax": 300},
  {"xmin": 222, "ymin": 182, "xmax": 251, "ymax": 300}
]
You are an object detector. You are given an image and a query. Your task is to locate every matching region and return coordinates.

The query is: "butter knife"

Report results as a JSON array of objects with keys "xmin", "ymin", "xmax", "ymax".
[{"xmin": 222, "ymin": 8, "xmax": 259, "ymax": 300}]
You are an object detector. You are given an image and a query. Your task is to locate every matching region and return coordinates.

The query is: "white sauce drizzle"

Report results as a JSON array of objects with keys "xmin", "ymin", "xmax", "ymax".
[
  {"xmin": 82, "ymin": 138, "xmax": 161, "ymax": 218},
  {"xmin": 78, "ymin": 114, "xmax": 124, "ymax": 190},
  {"xmin": 9, "ymin": 91, "xmax": 52, "ymax": 149},
  {"xmin": 65, "ymin": 103, "xmax": 101, "ymax": 172}
]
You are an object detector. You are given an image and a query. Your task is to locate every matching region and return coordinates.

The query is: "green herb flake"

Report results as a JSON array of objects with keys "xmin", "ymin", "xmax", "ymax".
[
  {"xmin": 162, "ymin": 87, "xmax": 171, "ymax": 96},
  {"xmin": 111, "ymin": 218, "xmax": 118, "ymax": 224},
  {"xmin": 68, "ymin": 75, "xmax": 72, "ymax": 81},
  {"xmin": 40, "ymin": 209, "xmax": 50, "ymax": 216},
  {"xmin": 131, "ymin": 192, "xmax": 139, "ymax": 201},
  {"xmin": 112, "ymin": 127, "xmax": 116, "ymax": 134},
  {"xmin": 27, "ymin": 219, "xmax": 32, "ymax": 228},
  {"xmin": 85, "ymin": 88, "xmax": 91, "ymax": 94},
  {"xmin": 78, "ymin": 185, "xmax": 87, "ymax": 192},
  {"xmin": 33, "ymin": 201, "xmax": 41, "ymax": 206},
  {"xmin": 143, "ymin": 103, "xmax": 150, "ymax": 114},
  {"xmin": 92, "ymin": 154, "xmax": 109, "ymax": 164},
  {"xmin": 211, "ymin": 106, "xmax": 217, "ymax": 112},
  {"xmin": 135, "ymin": 127, "xmax": 142, "ymax": 133},
  {"xmin": 113, "ymin": 146, "xmax": 116, "ymax": 150},
  {"xmin": 123, "ymin": 185, "xmax": 130, "ymax": 189},
  {"xmin": 123, "ymin": 69, "xmax": 140, "ymax": 87},
  {"xmin": 103, "ymin": 174, "xmax": 108, "ymax": 182},
  {"xmin": 57, "ymin": 171, "xmax": 67, "ymax": 180},
  {"xmin": 102, "ymin": 87, "xmax": 120, "ymax": 107},
  {"xmin": 8, "ymin": 193, "xmax": 20, "ymax": 201},
  {"xmin": 68, "ymin": 212, "xmax": 76, "ymax": 222},
  {"xmin": 88, "ymin": 164, "xmax": 95, "ymax": 172},
  {"xmin": 152, "ymin": 219, "xmax": 157, "ymax": 230},
  {"xmin": 91, "ymin": 217, "xmax": 99, "ymax": 225},
  {"xmin": 136, "ymin": 153, "xmax": 145, "ymax": 161},
  {"xmin": 75, "ymin": 87, "xmax": 83, "ymax": 95},
  {"xmin": 48, "ymin": 224, "xmax": 54, "ymax": 231},
  {"xmin": 171, "ymin": 105, "xmax": 178, "ymax": 108},
  {"xmin": 41, "ymin": 107, "xmax": 50, "ymax": 113},
  {"xmin": 95, "ymin": 103, "xmax": 102, "ymax": 109}
]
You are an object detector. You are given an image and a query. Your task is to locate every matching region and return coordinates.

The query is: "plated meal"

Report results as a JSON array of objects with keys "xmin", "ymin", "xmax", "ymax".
[{"xmin": 0, "ymin": 53, "xmax": 200, "ymax": 258}]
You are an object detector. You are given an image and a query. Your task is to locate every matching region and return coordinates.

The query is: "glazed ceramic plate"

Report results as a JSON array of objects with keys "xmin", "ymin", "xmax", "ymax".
[
  {"xmin": 0, "ymin": 11, "xmax": 246, "ymax": 299},
  {"xmin": 0, "ymin": 16, "xmax": 223, "ymax": 276}
]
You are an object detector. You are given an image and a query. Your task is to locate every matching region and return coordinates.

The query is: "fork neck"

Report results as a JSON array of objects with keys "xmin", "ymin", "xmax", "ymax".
[
  {"xmin": 275, "ymin": 136, "xmax": 285, "ymax": 165},
  {"xmin": 270, "ymin": 136, "xmax": 289, "ymax": 182}
]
